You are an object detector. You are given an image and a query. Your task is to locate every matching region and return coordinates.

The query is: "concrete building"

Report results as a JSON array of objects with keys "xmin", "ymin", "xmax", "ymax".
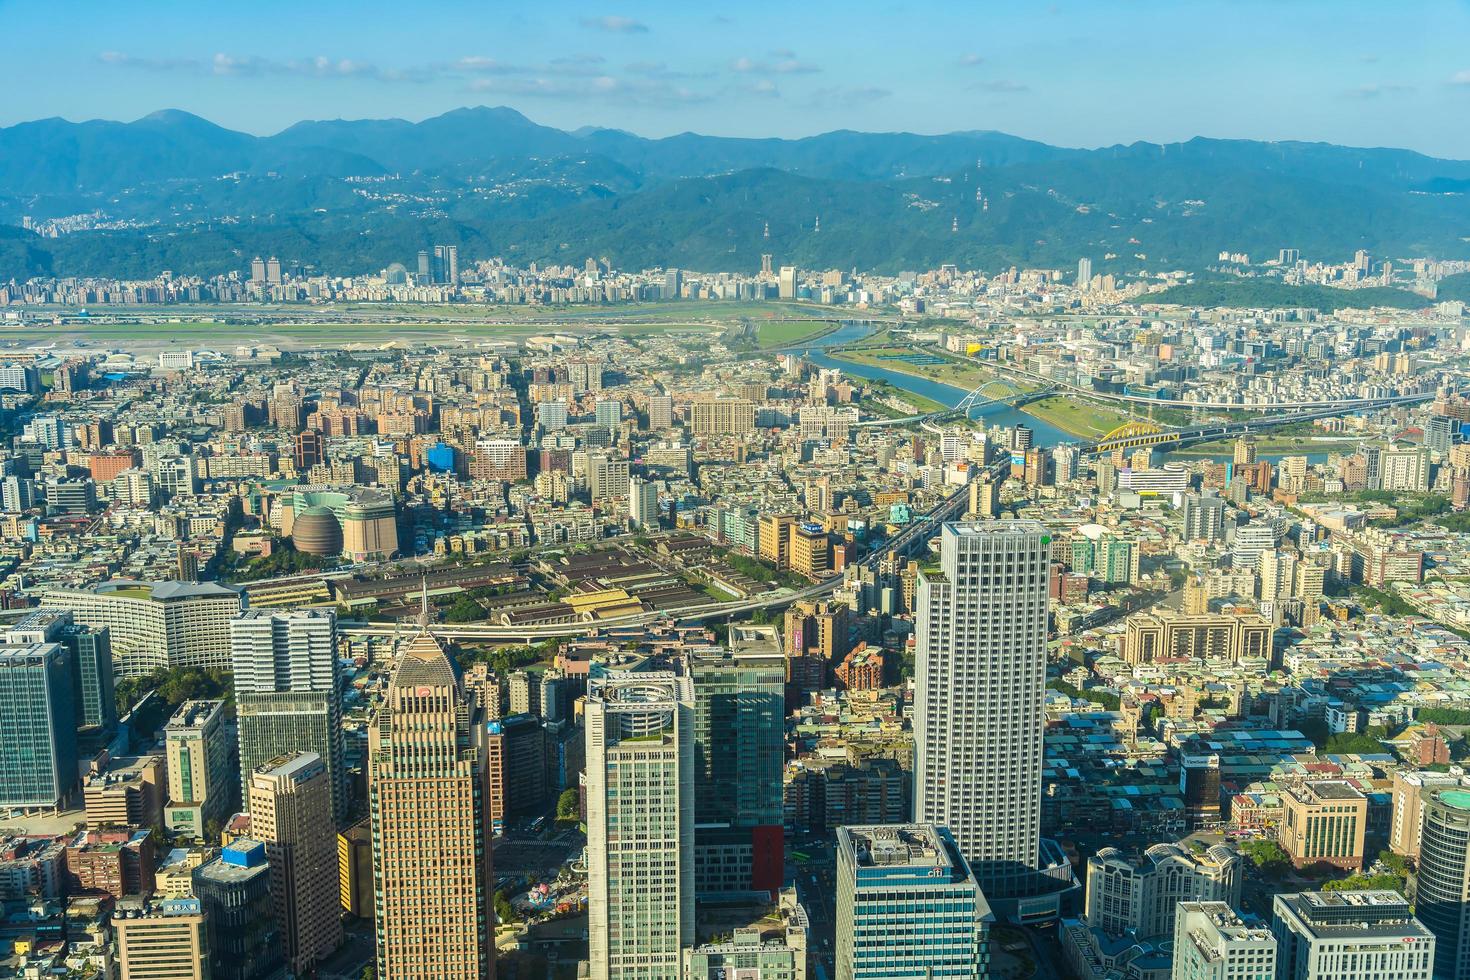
[
  {"xmin": 1123, "ymin": 610, "xmax": 1273, "ymax": 665},
  {"xmin": 629, "ymin": 475, "xmax": 659, "ymax": 529},
  {"xmin": 915, "ymin": 522, "xmax": 1049, "ymax": 900},
  {"xmin": 585, "ymin": 668, "xmax": 695, "ymax": 980},
  {"xmin": 1390, "ymin": 769, "xmax": 1463, "ymax": 860},
  {"xmin": 231, "ymin": 609, "xmax": 346, "ymax": 824},
  {"xmin": 1279, "ymin": 781, "xmax": 1368, "ymax": 871},
  {"xmin": 1084, "ymin": 843, "xmax": 1242, "ymax": 940},
  {"xmin": 835, "ymin": 824, "xmax": 991, "ymax": 980},
  {"xmin": 689, "ymin": 397, "xmax": 757, "ymax": 436},
  {"xmin": 369, "ymin": 626, "xmax": 494, "ymax": 980},
  {"xmin": 163, "ymin": 700, "xmax": 232, "ymax": 836},
  {"xmin": 1272, "ymin": 890, "xmax": 1433, "ymax": 980},
  {"xmin": 43, "ymin": 580, "xmax": 244, "ymax": 677},
  {"xmin": 337, "ymin": 819, "xmax": 373, "ymax": 919},
  {"xmin": 1415, "ymin": 788, "xmax": 1470, "ymax": 980},
  {"xmin": 0, "ymin": 642, "xmax": 77, "ymax": 810},
  {"xmin": 248, "ymin": 752, "xmax": 342, "ymax": 976},
  {"xmin": 113, "ymin": 897, "xmax": 210, "ymax": 980},
  {"xmin": 1171, "ymin": 902, "xmax": 1275, "ymax": 980}
]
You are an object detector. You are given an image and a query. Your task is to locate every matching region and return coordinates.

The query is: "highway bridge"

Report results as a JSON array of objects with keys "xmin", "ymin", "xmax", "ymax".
[{"xmin": 338, "ymin": 464, "xmax": 985, "ymax": 645}]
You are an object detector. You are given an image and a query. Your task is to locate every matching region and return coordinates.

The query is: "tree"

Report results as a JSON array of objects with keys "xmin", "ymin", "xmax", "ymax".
[
  {"xmin": 1239, "ymin": 839, "xmax": 1290, "ymax": 879},
  {"xmin": 494, "ymin": 889, "xmax": 514, "ymax": 927},
  {"xmin": 556, "ymin": 787, "xmax": 580, "ymax": 823}
]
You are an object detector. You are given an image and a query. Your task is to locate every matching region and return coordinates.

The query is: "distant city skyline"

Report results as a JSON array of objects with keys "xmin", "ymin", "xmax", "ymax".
[{"xmin": 3, "ymin": 0, "xmax": 1470, "ymax": 157}]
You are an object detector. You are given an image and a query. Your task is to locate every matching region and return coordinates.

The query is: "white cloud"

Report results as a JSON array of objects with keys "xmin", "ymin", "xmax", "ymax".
[{"xmin": 580, "ymin": 15, "xmax": 649, "ymax": 34}]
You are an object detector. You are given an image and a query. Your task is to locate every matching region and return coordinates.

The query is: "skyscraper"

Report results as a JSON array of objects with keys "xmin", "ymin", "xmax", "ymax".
[
  {"xmin": 369, "ymin": 626, "xmax": 494, "ymax": 980},
  {"xmin": 1414, "ymin": 788, "xmax": 1470, "ymax": 980},
  {"xmin": 232, "ymin": 609, "xmax": 347, "ymax": 824},
  {"xmin": 0, "ymin": 642, "xmax": 77, "ymax": 811},
  {"xmin": 778, "ymin": 266, "xmax": 798, "ymax": 299},
  {"xmin": 915, "ymin": 521, "xmax": 1049, "ymax": 899},
  {"xmin": 248, "ymin": 752, "xmax": 343, "ymax": 976},
  {"xmin": 689, "ymin": 629, "xmax": 786, "ymax": 897},
  {"xmin": 193, "ymin": 839, "xmax": 282, "ymax": 980},
  {"xmin": 1077, "ymin": 257, "xmax": 1093, "ymax": 290},
  {"xmin": 648, "ymin": 394, "xmax": 674, "ymax": 431},
  {"xmin": 835, "ymin": 824, "xmax": 991, "ymax": 980},
  {"xmin": 585, "ymin": 667, "xmax": 695, "ymax": 980}
]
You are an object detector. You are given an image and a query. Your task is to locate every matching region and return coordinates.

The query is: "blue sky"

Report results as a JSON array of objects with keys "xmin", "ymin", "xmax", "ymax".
[{"xmin": 3, "ymin": 0, "xmax": 1470, "ymax": 156}]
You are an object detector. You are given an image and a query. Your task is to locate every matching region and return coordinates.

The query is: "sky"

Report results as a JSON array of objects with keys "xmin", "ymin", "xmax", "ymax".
[{"xmin": 3, "ymin": 0, "xmax": 1470, "ymax": 156}]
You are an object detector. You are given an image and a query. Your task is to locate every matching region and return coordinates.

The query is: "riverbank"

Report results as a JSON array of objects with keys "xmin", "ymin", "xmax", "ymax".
[
  {"xmin": 1022, "ymin": 395, "xmax": 1139, "ymax": 440},
  {"xmin": 827, "ymin": 346, "xmax": 998, "ymax": 391},
  {"xmin": 1171, "ymin": 435, "xmax": 1361, "ymax": 456}
]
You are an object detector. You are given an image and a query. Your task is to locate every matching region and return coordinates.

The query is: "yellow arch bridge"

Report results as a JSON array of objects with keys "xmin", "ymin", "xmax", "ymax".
[{"xmin": 1092, "ymin": 419, "xmax": 1179, "ymax": 453}]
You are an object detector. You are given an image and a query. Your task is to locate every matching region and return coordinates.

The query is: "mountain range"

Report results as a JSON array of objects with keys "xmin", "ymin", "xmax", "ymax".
[{"xmin": 2, "ymin": 106, "xmax": 1469, "ymax": 282}]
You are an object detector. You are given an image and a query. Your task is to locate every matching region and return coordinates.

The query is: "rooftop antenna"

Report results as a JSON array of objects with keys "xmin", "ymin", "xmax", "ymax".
[{"xmin": 417, "ymin": 574, "xmax": 429, "ymax": 629}]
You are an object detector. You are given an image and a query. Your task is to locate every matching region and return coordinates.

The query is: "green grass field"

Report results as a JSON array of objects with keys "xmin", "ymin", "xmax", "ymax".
[
  {"xmin": 756, "ymin": 319, "xmax": 837, "ymax": 348},
  {"xmin": 1022, "ymin": 395, "xmax": 1139, "ymax": 439}
]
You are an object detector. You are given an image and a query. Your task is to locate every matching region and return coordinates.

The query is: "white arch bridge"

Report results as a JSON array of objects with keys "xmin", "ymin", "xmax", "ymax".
[{"xmin": 857, "ymin": 379, "xmax": 1052, "ymax": 428}]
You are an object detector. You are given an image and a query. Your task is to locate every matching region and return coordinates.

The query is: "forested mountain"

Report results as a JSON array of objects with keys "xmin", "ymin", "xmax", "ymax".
[{"xmin": 3, "ymin": 106, "xmax": 1468, "ymax": 280}]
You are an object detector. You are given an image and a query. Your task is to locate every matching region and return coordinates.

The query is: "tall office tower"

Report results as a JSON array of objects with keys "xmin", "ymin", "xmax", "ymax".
[
  {"xmin": 249, "ymin": 752, "xmax": 343, "ymax": 976},
  {"xmin": 193, "ymin": 839, "xmax": 283, "ymax": 980},
  {"xmin": 1181, "ymin": 492, "xmax": 1227, "ymax": 543},
  {"xmin": 778, "ymin": 265, "xmax": 798, "ymax": 299},
  {"xmin": 231, "ymin": 609, "xmax": 346, "ymax": 823},
  {"xmin": 663, "ymin": 268, "xmax": 682, "ymax": 299},
  {"xmin": 1077, "ymin": 257, "xmax": 1093, "ymax": 290},
  {"xmin": 1085, "ymin": 843, "xmax": 1242, "ymax": 939},
  {"xmin": 689, "ymin": 630, "xmax": 786, "ymax": 897},
  {"xmin": 265, "ymin": 256, "xmax": 282, "ymax": 284},
  {"xmin": 1391, "ymin": 769, "xmax": 1462, "ymax": 860},
  {"xmin": 1053, "ymin": 444, "xmax": 1079, "ymax": 484},
  {"xmin": 417, "ymin": 249, "xmax": 431, "ymax": 280},
  {"xmin": 6, "ymin": 609, "xmax": 116, "ymax": 734},
  {"xmin": 369, "ymin": 626, "xmax": 494, "ymax": 980},
  {"xmin": 113, "ymin": 897, "xmax": 210, "ymax": 980},
  {"xmin": 760, "ymin": 253, "xmax": 773, "ymax": 276},
  {"xmin": 629, "ymin": 476, "xmax": 659, "ymax": 530},
  {"xmin": 915, "ymin": 521, "xmax": 1049, "ymax": 899},
  {"xmin": 0, "ymin": 643, "xmax": 77, "ymax": 811},
  {"xmin": 1272, "ymin": 890, "xmax": 1434, "ymax": 980},
  {"xmin": 1415, "ymin": 788, "xmax": 1470, "ymax": 980},
  {"xmin": 648, "ymin": 394, "xmax": 674, "ymax": 431},
  {"xmin": 250, "ymin": 256, "xmax": 266, "ymax": 283},
  {"xmin": 835, "ymin": 824, "xmax": 991, "ymax": 980},
  {"xmin": 163, "ymin": 700, "xmax": 232, "ymax": 836},
  {"xmin": 585, "ymin": 668, "xmax": 695, "ymax": 980},
  {"xmin": 433, "ymin": 244, "xmax": 460, "ymax": 285},
  {"xmin": 1171, "ymin": 902, "xmax": 1276, "ymax": 980}
]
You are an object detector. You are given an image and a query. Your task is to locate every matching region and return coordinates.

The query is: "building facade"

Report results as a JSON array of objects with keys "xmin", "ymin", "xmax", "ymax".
[
  {"xmin": 835, "ymin": 824, "xmax": 991, "ymax": 980},
  {"xmin": 915, "ymin": 521, "xmax": 1049, "ymax": 899},
  {"xmin": 585, "ymin": 668, "xmax": 695, "ymax": 980}
]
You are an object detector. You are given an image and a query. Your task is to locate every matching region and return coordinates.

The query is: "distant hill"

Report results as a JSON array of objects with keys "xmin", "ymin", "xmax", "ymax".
[
  {"xmin": 1143, "ymin": 279, "xmax": 1431, "ymax": 312},
  {"xmin": 3, "ymin": 106, "xmax": 1470, "ymax": 279}
]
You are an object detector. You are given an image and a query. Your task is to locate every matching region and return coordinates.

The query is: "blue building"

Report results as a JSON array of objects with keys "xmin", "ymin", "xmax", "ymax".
[
  {"xmin": 836, "ymin": 824, "xmax": 992, "ymax": 980},
  {"xmin": 425, "ymin": 441, "xmax": 457, "ymax": 474}
]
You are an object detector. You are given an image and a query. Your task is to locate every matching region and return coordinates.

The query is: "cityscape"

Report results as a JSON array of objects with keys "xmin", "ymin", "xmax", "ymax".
[{"xmin": 4, "ymin": 3, "xmax": 1470, "ymax": 980}]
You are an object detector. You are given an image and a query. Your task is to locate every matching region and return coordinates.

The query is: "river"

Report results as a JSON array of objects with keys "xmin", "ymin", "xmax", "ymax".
[{"xmin": 786, "ymin": 321, "xmax": 1076, "ymax": 446}]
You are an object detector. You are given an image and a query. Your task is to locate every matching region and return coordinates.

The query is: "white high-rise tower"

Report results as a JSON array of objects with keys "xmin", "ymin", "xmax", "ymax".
[
  {"xmin": 585, "ymin": 668, "xmax": 695, "ymax": 980},
  {"xmin": 914, "ymin": 521, "xmax": 1050, "ymax": 898}
]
